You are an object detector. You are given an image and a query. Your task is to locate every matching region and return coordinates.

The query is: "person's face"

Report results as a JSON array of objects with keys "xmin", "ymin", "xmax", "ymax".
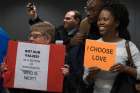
[
  {"xmin": 63, "ymin": 11, "xmax": 78, "ymax": 29},
  {"xmin": 26, "ymin": 5, "xmax": 37, "ymax": 18},
  {"xmin": 28, "ymin": 31, "xmax": 51, "ymax": 44},
  {"xmin": 85, "ymin": 0, "xmax": 103, "ymax": 23},
  {"xmin": 97, "ymin": 9, "xmax": 118, "ymax": 36}
]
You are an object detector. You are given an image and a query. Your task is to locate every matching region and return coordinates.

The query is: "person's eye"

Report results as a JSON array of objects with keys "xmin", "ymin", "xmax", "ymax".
[
  {"xmin": 104, "ymin": 18, "xmax": 109, "ymax": 21},
  {"xmin": 34, "ymin": 35, "xmax": 39, "ymax": 38}
]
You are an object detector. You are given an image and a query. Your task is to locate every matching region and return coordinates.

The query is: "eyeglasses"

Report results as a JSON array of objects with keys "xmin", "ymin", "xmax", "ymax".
[{"xmin": 28, "ymin": 34, "xmax": 44, "ymax": 39}]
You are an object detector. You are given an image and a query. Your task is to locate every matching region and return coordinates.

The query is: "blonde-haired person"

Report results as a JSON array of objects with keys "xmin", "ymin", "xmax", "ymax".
[
  {"xmin": 9, "ymin": 21, "xmax": 58, "ymax": 93},
  {"xmin": 29, "ymin": 21, "xmax": 55, "ymax": 44}
]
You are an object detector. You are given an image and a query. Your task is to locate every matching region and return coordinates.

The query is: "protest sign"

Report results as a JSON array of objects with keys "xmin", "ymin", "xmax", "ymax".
[
  {"xmin": 84, "ymin": 39, "xmax": 116, "ymax": 71},
  {"xmin": 4, "ymin": 40, "xmax": 65, "ymax": 92}
]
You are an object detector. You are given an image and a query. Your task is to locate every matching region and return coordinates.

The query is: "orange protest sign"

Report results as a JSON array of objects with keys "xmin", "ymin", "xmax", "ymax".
[{"xmin": 84, "ymin": 39, "xmax": 116, "ymax": 71}]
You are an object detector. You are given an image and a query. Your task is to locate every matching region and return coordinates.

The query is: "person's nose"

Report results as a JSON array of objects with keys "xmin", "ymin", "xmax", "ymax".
[
  {"xmin": 29, "ymin": 36, "xmax": 34, "ymax": 42},
  {"xmin": 98, "ymin": 19, "xmax": 105, "ymax": 26}
]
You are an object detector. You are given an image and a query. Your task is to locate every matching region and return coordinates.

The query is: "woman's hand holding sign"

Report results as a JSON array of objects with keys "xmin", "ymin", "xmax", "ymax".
[
  {"xmin": 109, "ymin": 63, "xmax": 129, "ymax": 73},
  {"xmin": 110, "ymin": 63, "xmax": 137, "ymax": 78}
]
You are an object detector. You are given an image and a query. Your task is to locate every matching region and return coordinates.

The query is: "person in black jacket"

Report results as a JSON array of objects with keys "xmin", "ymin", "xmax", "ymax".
[
  {"xmin": 26, "ymin": 4, "xmax": 82, "ymax": 47},
  {"xmin": 55, "ymin": 10, "xmax": 82, "ymax": 50},
  {"xmin": 57, "ymin": 10, "xmax": 83, "ymax": 93}
]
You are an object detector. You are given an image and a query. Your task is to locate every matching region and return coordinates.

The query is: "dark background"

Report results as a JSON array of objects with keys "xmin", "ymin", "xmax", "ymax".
[{"xmin": 0, "ymin": 0, "xmax": 140, "ymax": 48}]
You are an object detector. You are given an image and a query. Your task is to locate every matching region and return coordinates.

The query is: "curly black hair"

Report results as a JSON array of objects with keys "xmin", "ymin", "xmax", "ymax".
[
  {"xmin": 86, "ymin": 0, "xmax": 112, "ymax": 8},
  {"xmin": 103, "ymin": 3, "xmax": 131, "ymax": 40}
]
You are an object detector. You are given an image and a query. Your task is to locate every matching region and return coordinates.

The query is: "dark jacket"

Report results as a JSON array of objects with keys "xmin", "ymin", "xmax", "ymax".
[
  {"xmin": 87, "ymin": 22, "xmax": 101, "ymax": 40},
  {"xmin": 55, "ymin": 25, "xmax": 83, "ymax": 93},
  {"xmin": 63, "ymin": 42, "xmax": 84, "ymax": 93},
  {"xmin": 28, "ymin": 16, "xmax": 43, "ymax": 25},
  {"xmin": 55, "ymin": 25, "xmax": 78, "ymax": 45}
]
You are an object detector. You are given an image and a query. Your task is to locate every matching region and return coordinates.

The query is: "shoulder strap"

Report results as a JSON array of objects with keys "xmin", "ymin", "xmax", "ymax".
[{"xmin": 125, "ymin": 40, "xmax": 135, "ymax": 67}]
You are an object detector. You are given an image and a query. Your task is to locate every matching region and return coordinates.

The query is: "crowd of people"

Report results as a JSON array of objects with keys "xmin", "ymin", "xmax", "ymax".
[{"xmin": 0, "ymin": 0, "xmax": 140, "ymax": 93}]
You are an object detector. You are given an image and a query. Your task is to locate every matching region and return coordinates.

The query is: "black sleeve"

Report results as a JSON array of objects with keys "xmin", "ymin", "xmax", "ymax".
[{"xmin": 28, "ymin": 16, "xmax": 43, "ymax": 25}]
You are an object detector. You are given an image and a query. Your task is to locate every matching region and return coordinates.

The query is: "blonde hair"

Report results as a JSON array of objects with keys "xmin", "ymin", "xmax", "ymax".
[{"xmin": 31, "ymin": 21, "xmax": 55, "ymax": 42}]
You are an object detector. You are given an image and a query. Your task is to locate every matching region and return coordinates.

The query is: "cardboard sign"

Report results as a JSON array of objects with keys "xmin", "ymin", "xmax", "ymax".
[
  {"xmin": 84, "ymin": 39, "xmax": 116, "ymax": 71},
  {"xmin": 3, "ymin": 40, "xmax": 65, "ymax": 92}
]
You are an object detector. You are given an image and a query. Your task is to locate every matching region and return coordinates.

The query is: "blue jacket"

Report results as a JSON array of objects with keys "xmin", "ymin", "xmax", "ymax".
[{"xmin": 0, "ymin": 27, "xmax": 10, "ymax": 64}]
